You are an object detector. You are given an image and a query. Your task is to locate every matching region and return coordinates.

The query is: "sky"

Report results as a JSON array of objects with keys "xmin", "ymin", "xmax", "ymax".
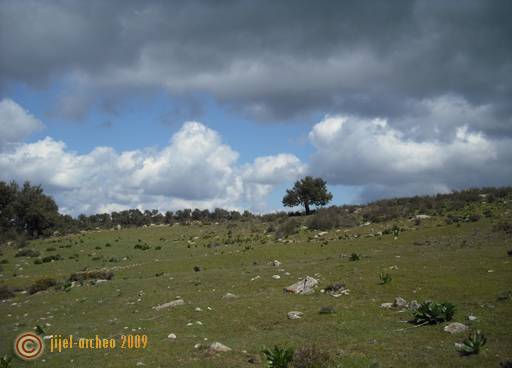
[{"xmin": 0, "ymin": 0, "xmax": 511, "ymax": 216}]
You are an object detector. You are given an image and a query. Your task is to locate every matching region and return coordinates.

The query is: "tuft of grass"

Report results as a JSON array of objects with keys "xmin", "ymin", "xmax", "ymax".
[
  {"xmin": 263, "ymin": 345, "xmax": 294, "ymax": 368},
  {"xmin": 378, "ymin": 272, "xmax": 392, "ymax": 285},
  {"xmin": 291, "ymin": 345, "xmax": 334, "ymax": 368}
]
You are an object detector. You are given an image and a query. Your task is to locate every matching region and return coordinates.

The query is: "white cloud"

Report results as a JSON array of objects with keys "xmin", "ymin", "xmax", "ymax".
[
  {"xmin": 0, "ymin": 98, "xmax": 43, "ymax": 150},
  {"xmin": 309, "ymin": 113, "xmax": 511, "ymax": 201},
  {"xmin": 0, "ymin": 119, "xmax": 304, "ymax": 215}
]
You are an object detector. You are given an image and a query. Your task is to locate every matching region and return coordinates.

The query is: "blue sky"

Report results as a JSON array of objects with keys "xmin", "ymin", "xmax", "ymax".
[{"xmin": 1, "ymin": 1, "xmax": 511, "ymax": 216}]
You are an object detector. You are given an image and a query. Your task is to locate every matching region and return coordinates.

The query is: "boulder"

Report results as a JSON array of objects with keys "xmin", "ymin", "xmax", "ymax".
[
  {"xmin": 271, "ymin": 260, "xmax": 281, "ymax": 267},
  {"xmin": 284, "ymin": 276, "xmax": 319, "ymax": 295},
  {"xmin": 153, "ymin": 299, "xmax": 185, "ymax": 311}
]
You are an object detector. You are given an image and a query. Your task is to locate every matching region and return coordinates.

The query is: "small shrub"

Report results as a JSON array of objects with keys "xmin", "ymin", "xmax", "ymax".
[
  {"xmin": 69, "ymin": 271, "xmax": 113, "ymax": 282},
  {"xmin": 42, "ymin": 254, "xmax": 62, "ymax": 263},
  {"xmin": 155, "ymin": 246, "xmax": 162, "ymax": 250},
  {"xmin": 318, "ymin": 306, "xmax": 336, "ymax": 314},
  {"xmin": 291, "ymin": 345, "xmax": 334, "ymax": 368},
  {"xmin": 456, "ymin": 330, "xmax": 486, "ymax": 355},
  {"xmin": 105, "ymin": 243, "xmax": 111, "ymax": 247},
  {"xmin": 349, "ymin": 253, "xmax": 361, "ymax": 261},
  {"xmin": 15, "ymin": 249, "xmax": 40, "ymax": 258},
  {"xmin": 134, "ymin": 244, "xmax": 150, "ymax": 250},
  {"xmin": 28, "ymin": 278, "xmax": 57, "ymax": 295},
  {"xmin": 276, "ymin": 219, "xmax": 301, "ymax": 239},
  {"xmin": 493, "ymin": 221, "xmax": 512, "ymax": 234},
  {"xmin": 95, "ymin": 246, "xmax": 102, "ymax": 250},
  {"xmin": 411, "ymin": 301, "xmax": 455, "ymax": 325},
  {"xmin": 193, "ymin": 266, "xmax": 201, "ymax": 272},
  {"xmin": 467, "ymin": 214, "xmax": 481, "ymax": 222},
  {"xmin": 46, "ymin": 247, "xmax": 56, "ymax": 251},
  {"xmin": 262, "ymin": 345, "xmax": 294, "ymax": 368},
  {"xmin": 0, "ymin": 285, "xmax": 15, "ymax": 299},
  {"xmin": 34, "ymin": 259, "xmax": 43, "ymax": 265},
  {"xmin": 0, "ymin": 259, "xmax": 8, "ymax": 264},
  {"xmin": 378, "ymin": 273, "xmax": 392, "ymax": 285}
]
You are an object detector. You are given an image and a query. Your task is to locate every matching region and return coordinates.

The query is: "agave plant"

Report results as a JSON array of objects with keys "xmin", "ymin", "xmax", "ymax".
[
  {"xmin": 412, "ymin": 301, "xmax": 456, "ymax": 325},
  {"xmin": 456, "ymin": 330, "xmax": 487, "ymax": 355},
  {"xmin": 262, "ymin": 346, "xmax": 294, "ymax": 368},
  {"xmin": 379, "ymin": 272, "xmax": 392, "ymax": 285}
]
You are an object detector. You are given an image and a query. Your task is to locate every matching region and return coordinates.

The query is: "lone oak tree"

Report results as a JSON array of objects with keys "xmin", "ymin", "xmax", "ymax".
[{"xmin": 282, "ymin": 176, "xmax": 332, "ymax": 215}]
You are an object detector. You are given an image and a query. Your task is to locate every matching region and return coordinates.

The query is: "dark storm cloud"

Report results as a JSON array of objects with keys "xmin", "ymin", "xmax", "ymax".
[{"xmin": 1, "ymin": 0, "xmax": 511, "ymax": 137}]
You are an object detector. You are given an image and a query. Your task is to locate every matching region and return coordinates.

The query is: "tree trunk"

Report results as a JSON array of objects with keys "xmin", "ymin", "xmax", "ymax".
[{"xmin": 304, "ymin": 201, "xmax": 310, "ymax": 215}]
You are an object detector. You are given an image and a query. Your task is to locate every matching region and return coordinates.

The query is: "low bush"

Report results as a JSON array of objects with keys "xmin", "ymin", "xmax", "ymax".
[
  {"xmin": 69, "ymin": 270, "xmax": 113, "ymax": 282},
  {"xmin": 291, "ymin": 345, "xmax": 335, "ymax": 368},
  {"xmin": 276, "ymin": 219, "xmax": 301, "ymax": 239},
  {"xmin": 0, "ymin": 285, "xmax": 15, "ymax": 299},
  {"xmin": 28, "ymin": 278, "xmax": 57, "ymax": 295},
  {"xmin": 15, "ymin": 249, "xmax": 40, "ymax": 258},
  {"xmin": 42, "ymin": 254, "xmax": 62, "ymax": 263}
]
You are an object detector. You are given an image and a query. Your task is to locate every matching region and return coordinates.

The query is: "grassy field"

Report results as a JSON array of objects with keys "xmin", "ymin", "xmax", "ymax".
[{"xmin": 1, "ymin": 209, "xmax": 511, "ymax": 367}]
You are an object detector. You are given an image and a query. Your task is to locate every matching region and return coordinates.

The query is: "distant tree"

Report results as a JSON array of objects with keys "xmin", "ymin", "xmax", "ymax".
[{"xmin": 282, "ymin": 176, "xmax": 332, "ymax": 215}]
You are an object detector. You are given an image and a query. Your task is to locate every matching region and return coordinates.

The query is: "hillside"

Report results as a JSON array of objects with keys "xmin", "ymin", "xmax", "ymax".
[{"xmin": 0, "ymin": 190, "xmax": 511, "ymax": 367}]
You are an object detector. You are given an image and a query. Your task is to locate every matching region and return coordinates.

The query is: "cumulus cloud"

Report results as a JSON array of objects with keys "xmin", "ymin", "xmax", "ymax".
[
  {"xmin": 0, "ymin": 120, "xmax": 305, "ymax": 215},
  {"xmin": 0, "ymin": 98, "xmax": 43, "ymax": 150},
  {"xmin": 308, "ymin": 113, "xmax": 512, "ymax": 202}
]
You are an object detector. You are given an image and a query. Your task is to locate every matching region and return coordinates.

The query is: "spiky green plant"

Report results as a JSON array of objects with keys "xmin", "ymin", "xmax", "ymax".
[
  {"xmin": 456, "ymin": 330, "xmax": 486, "ymax": 355},
  {"xmin": 262, "ymin": 345, "xmax": 294, "ymax": 368},
  {"xmin": 349, "ymin": 253, "xmax": 361, "ymax": 261},
  {"xmin": 411, "ymin": 301, "xmax": 455, "ymax": 325},
  {"xmin": 378, "ymin": 272, "xmax": 392, "ymax": 285}
]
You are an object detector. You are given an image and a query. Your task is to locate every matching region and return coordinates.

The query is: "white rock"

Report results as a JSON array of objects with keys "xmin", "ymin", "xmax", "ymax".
[
  {"xmin": 168, "ymin": 333, "xmax": 177, "ymax": 339},
  {"xmin": 467, "ymin": 315, "xmax": 477, "ymax": 321},
  {"xmin": 271, "ymin": 260, "xmax": 281, "ymax": 267},
  {"xmin": 153, "ymin": 299, "xmax": 185, "ymax": 311},
  {"xmin": 222, "ymin": 292, "xmax": 238, "ymax": 299},
  {"xmin": 380, "ymin": 302, "xmax": 394, "ymax": 309},
  {"xmin": 444, "ymin": 322, "xmax": 469, "ymax": 334},
  {"xmin": 207, "ymin": 342, "xmax": 232, "ymax": 354},
  {"xmin": 284, "ymin": 276, "xmax": 319, "ymax": 295},
  {"xmin": 393, "ymin": 297, "xmax": 408, "ymax": 309},
  {"xmin": 287, "ymin": 311, "xmax": 304, "ymax": 319},
  {"xmin": 272, "ymin": 275, "xmax": 281, "ymax": 279}
]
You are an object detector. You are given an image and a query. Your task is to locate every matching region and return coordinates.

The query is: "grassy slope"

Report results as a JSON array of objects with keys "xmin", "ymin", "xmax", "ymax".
[{"xmin": 1, "ymin": 212, "xmax": 511, "ymax": 367}]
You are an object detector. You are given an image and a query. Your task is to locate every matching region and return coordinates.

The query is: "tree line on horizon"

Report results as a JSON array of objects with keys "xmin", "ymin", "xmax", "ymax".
[{"xmin": 1, "ymin": 179, "xmax": 511, "ymax": 244}]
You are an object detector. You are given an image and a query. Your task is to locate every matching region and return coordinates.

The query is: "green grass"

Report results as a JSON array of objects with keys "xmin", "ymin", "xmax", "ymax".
[{"xmin": 0, "ymin": 215, "xmax": 511, "ymax": 367}]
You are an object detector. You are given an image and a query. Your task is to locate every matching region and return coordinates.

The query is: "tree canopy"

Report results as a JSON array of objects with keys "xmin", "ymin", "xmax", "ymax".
[{"xmin": 282, "ymin": 176, "xmax": 332, "ymax": 215}]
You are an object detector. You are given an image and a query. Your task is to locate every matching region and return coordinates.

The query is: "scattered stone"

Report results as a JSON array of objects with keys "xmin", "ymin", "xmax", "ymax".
[
  {"xmin": 207, "ymin": 342, "xmax": 232, "ymax": 355},
  {"xmin": 168, "ymin": 333, "xmax": 177, "ymax": 340},
  {"xmin": 415, "ymin": 214, "xmax": 431, "ymax": 220},
  {"xmin": 222, "ymin": 292, "xmax": 238, "ymax": 299},
  {"xmin": 393, "ymin": 297, "xmax": 408, "ymax": 309},
  {"xmin": 380, "ymin": 302, "xmax": 394, "ymax": 309},
  {"xmin": 195, "ymin": 307, "xmax": 202, "ymax": 312},
  {"xmin": 153, "ymin": 299, "xmax": 185, "ymax": 311},
  {"xmin": 287, "ymin": 311, "xmax": 303, "ymax": 319},
  {"xmin": 271, "ymin": 260, "xmax": 281, "ymax": 267},
  {"xmin": 317, "ymin": 231, "xmax": 328, "ymax": 236},
  {"xmin": 250, "ymin": 275, "xmax": 260, "ymax": 281},
  {"xmin": 324, "ymin": 283, "xmax": 349, "ymax": 297},
  {"xmin": 272, "ymin": 275, "xmax": 281, "ymax": 279},
  {"xmin": 194, "ymin": 343, "xmax": 201, "ymax": 349},
  {"xmin": 444, "ymin": 322, "xmax": 469, "ymax": 334},
  {"xmin": 284, "ymin": 276, "xmax": 319, "ymax": 295},
  {"xmin": 467, "ymin": 315, "xmax": 477, "ymax": 321},
  {"xmin": 409, "ymin": 300, "xmax": 420, "ymax": 311}
]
